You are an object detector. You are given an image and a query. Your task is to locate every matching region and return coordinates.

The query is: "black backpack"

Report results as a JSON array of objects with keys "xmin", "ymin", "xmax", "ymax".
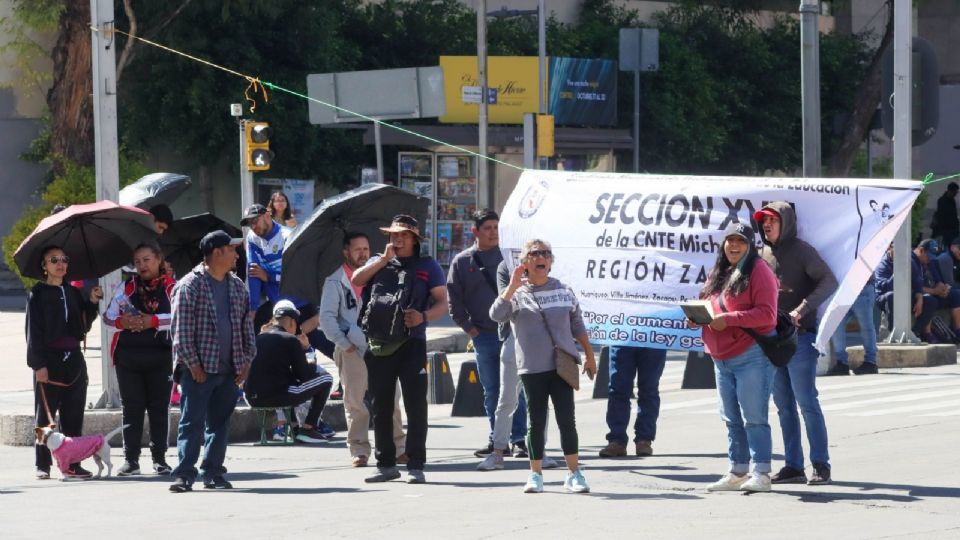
[{"xmin": 361, "ymin": 258, "xmax": 416, "ymax": 344}]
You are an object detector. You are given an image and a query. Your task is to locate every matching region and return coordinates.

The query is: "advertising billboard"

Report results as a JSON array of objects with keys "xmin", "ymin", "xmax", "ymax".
[{"xmin": 549, "ymin": 58, "xmax": 618, "ymax": 126}]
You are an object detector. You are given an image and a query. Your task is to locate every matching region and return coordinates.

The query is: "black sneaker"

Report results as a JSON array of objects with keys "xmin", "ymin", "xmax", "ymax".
[
  {"xmin": 770, "ymin": 466, "xmax": 807, "ymax": 484},
  {"xmin": 153, "ymin": 460, "xmax": 172, "ymax": 475},
  {"xmin": 169, "ymin": 477, "xmax": 192, "ymax": 493},
  {"xmin": 473, "ymin": 442, "xmax": 494, "ymax": 458},
  {"xmin": 511, "ymin": 441, "xmax": 529, "ymax": 458},
  {"xmin": 853, "ymin": 362, "xmax": 879, "ymax": 375},
  {"xmin": 826, "ymin": 362, "xmax": 850, "ymax": 376},
  {"xmin": 808, "ymin": 463, "xmax": 831, "ymax": 485},
  {"xmin": 117, "ymin": 461, "xmax": 141, "ymax": 476},
  {"xmin": 203, "ymin": 475, "xmax": 233, "ymax": 489},
  {"xmin": 62, "ymin": 465, "xmax": 93, "ymax": 480}
]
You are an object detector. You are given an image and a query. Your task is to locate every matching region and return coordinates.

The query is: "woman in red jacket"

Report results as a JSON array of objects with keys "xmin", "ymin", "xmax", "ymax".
[{"xmin": 687, "ymin": 223, "xmax": 778, "ymax": 493}]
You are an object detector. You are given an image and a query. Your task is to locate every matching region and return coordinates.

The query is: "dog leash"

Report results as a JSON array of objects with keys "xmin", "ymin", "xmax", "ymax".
[{"xmin": 36, "ymin": 372, "xmax": 82, "ymax": 425}]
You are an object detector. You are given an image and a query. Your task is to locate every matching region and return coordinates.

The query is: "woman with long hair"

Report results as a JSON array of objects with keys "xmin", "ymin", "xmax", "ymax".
[
  {"xmin": 267, "ymin": 191, "xmax": 297, "ymax": 228},
  {"xmin": 687, "ymin": 223, "xmax": 779, "ymax": 493},
  {"xmin": 490, "ymin": 239, "xmax": 597, "ymax": 494},
  {"xmin": 27, "ymin": 245, "xmax": 103, "ymax": 480},
  {"xmin": 103, "ymin": 241, "xmax": 176, "ymax": 476}
]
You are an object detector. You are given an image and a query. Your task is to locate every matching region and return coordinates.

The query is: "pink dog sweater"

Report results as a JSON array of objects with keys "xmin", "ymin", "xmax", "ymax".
[{"xmin": 51, "ymin": 434, "xmax": 105, "ymax": 473}]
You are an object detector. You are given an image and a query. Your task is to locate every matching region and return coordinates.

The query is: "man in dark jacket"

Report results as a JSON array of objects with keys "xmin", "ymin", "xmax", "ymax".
[
  {"xmin": 912, "ymin": 239, "xmax": 960, "ymax": 340},
  {"xmin": 931, "ymin": 182, "xmax": 959, "ymax": 246},
  {"xmin": 754, "ymin": 202, "xmax": 837, "ymax": 486},
  {"xmin": 875, "ymin": 243, "xmax": 932, "ymax": 338}
]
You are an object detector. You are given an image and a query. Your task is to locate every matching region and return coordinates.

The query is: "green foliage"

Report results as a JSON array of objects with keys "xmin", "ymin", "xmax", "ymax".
[
  {"xmin": 0, "ymin": 0, "xmax": 63, "ymax": 95},
  {"xmin": 2, "ymin": 154, "xmax": 151, "ymax": 289}
]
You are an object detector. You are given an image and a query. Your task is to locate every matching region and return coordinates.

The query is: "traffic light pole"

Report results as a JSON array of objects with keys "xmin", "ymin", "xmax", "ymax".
[{"xmin": 239, "ymin": 119, "xmax": 254, "ymax": 213}]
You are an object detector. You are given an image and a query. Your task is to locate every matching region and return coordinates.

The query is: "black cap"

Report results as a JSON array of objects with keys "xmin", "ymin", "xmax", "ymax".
[
  {"xmin": 200, "ymin": 230, "xmax": 242, "ymax": 256},
  {"xmin": 723, "ymin": 222, "xmax": 756, "ymax": 245},
  {"xmin": 240, "ymin": 203, "xmax": 268, "ymax": 226},
  {"xmin": 918, "ymin": 238, "xmax": 940, "ymax": 253},
  {"xmin": 272, "ymin": 299, "xmax": 300, "ymax": 319}
]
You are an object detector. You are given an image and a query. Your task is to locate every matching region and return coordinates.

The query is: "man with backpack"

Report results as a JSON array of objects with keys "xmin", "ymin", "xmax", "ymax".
[
  {"xmin": 351, "ymin": 215, "xmax": 448, "ymax": 484},
  {"xmin": 447, "ymin": 209, "xmax": 528, "ymax": 465}
]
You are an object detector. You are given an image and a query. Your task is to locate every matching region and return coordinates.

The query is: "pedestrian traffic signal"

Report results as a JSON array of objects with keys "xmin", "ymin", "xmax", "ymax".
[{"xmin": 245, "ymin": 121, "xmax": 273, "ymax": 171}]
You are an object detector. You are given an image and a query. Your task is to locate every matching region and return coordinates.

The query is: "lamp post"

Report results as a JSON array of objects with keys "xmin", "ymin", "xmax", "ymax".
[{"xmin": 483, "ymin": 2, "xmax": 547, "ymax": 172}]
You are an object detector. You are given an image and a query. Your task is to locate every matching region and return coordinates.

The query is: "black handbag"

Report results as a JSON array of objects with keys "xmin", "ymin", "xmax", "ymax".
[{"xmin": 718, "ymin": 295, "xmax": 797, "ymax": 367}]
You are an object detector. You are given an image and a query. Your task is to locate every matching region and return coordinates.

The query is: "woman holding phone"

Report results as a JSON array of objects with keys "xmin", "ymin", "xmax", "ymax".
[{"xmin": 490, "ymin": 238, "xmax": 597, "ymax": 494}]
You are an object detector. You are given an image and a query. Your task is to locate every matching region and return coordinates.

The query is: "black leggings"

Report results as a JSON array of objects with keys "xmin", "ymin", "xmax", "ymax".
[
  {"xmin": 115, "ymin": 355, "xmax": 172, "ymax": 463},
  {"xmin": 520, "ymin": 370, "xmax": 578, "ymax": 460},
  {"xmin": 247, "ymin": 377, "xmax": 333, "ymax": 428}
]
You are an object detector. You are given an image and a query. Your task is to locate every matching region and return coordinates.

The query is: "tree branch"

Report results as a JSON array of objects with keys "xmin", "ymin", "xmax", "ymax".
[{"xmin": 116, "ymin": 0, "xmax": 194, "ymax": 83}]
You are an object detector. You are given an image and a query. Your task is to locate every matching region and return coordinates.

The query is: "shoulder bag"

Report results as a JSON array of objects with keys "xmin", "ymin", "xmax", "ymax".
[
  {"xmin": 529, "ymin": 287, "xmax": 581, "ymax": 390},
  {"xmin": 718, "ymin": 294, "xmax": 797, "ymax": 367}
]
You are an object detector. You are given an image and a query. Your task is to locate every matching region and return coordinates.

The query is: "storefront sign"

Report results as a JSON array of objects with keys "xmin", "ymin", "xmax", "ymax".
[
  {"xmin": 499, "ymin": 170, "xmax": 922, "ymax": 353},
  {"xmin": 549, "ymin": 58, "xmax": 617, "ymax": 126},
  {"xmin": 440, "ymin": 56, "xmax": 540, "ymax": 124}
]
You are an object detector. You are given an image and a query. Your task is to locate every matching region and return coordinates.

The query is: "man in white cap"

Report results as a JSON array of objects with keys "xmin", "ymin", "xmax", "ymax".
[{"xmin": 244, "ymin": 300, "xmax": 334, "ymax": 443}]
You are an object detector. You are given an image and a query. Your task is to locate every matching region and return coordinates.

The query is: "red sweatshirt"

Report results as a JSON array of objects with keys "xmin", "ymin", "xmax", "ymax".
[{"xmin": 702, "ymin": 258, "xmax": 779, "ymax": 361}]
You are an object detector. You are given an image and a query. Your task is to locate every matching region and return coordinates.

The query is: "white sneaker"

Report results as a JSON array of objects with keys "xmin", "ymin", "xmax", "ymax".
[
  {"xmin": 740, "ymin": 472, "xmax": 772, "ymax": 492},
  {"xmin": 706, "ymin": 472, "xmax": 748, "ymax": 491},
  {"xmin": 564, "ymin": 469, "xmax": 590, "ymax": 493},
  {"xmin": 477, "ymin": 452, "xmax": 505, "ymax": 471},
  {"xmin": 523, "ymin": 472, "xmax": 544, "ymax": 493},
  {"xmin": 541, "ymin": 455, "xmax": 560, "ymax": 469}
]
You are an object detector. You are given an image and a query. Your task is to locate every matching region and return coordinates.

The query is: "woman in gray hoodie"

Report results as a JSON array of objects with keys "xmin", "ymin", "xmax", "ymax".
[{"xmin": 490, "ymin": 239, "xmax": 597, "ymax": 494}]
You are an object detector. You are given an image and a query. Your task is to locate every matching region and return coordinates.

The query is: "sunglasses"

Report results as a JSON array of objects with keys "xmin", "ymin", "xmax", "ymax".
[
  {"xmin": 527, "ymin": 249, "xmax": 552, "ymax": 259},
  {"xmin": 47, "ymin": 255, "xmax": 70, "ymax": 264}
]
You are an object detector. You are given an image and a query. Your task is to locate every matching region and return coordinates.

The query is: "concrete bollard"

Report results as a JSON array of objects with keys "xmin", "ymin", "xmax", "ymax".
[
  {"xmin": 451, "ymin": 360, "xmax": 486, "ymax": 417},
  {"xmin": 681, "ymin": 351, "xmax": 716, "ymax": 389},
  {"xmin": 426, "ymin": 351, "xmax": 456, "ymax": 404}
]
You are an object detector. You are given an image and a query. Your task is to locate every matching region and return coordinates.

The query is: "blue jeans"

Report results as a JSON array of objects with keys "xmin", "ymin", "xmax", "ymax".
[
  {"xmin": 714, "ymin": 343, "xmax": 775, "ymax": 474},
  {"xmin": 772, "ymin": 332, "xmax": 830, "ymax": 470},
  {"xmin": 605, "ymin": 346, "xmax": 667, "ymax": 443},
  {"xmin": 832, "ymin": 284, "xmax": 878, "ymax": 365},
  {"xmin": 473, "ymin": 332, "xmax": 526, "ymax": 444},
  {"xmin": 172, "ymin": 372, "xmax": 239, "ymax": 484}
]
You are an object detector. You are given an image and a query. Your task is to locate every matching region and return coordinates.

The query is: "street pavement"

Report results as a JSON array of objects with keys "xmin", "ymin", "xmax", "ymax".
[{"xmin": 2, "ymin": 309, "xmax": 960, "ymax": 539}]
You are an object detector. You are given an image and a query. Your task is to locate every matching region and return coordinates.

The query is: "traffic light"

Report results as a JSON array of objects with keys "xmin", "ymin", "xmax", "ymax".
[{"xmin": 245, "ymin": 121, "xmax": 273, "ymax": 171}]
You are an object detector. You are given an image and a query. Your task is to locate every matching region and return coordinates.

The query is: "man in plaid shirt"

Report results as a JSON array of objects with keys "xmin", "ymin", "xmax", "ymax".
[{"xmin": 169, "ymin": 231, "xmax": 256, "ymax": 493}]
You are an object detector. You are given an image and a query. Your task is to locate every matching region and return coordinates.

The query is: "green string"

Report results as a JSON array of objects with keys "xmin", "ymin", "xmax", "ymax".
[
  {"xmin": 262, "ymin": 81, "xmax": 524, "ymax": 172},
  {"xmin": 923, "ymin": 172, "xmax": 960, "ymax": 186}
]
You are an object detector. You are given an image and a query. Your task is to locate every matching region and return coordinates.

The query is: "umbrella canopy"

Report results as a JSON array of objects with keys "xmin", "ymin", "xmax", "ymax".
[
  {"xmin": 160, "ymin": 212, "xmax": 245, "ymax": 280},
  {"xmin": 281, "ymin": 184, "xmax": 429, "ymax": 303},
  {"xmin": 119, "ymin": 172, "xmax": 192, "ymax": 209},
  {"xmin": 14, "ymin": 201, "xmax": 158, "ymax": 281}
]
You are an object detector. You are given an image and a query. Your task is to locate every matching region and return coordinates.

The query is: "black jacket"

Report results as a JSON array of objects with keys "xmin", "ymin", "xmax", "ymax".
[
  {"xmin": 26, "ymin": 282, "xmax": 99, "ymax": 370},
  {"xmin": 244, "ymin": 326, "xmax": 311, "ymax": 399}
]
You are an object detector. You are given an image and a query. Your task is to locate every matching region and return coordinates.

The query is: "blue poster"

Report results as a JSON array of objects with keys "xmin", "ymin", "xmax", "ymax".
[{"xmin": 549, "ymin": 58, "xmax": 618, "ymax": 127}]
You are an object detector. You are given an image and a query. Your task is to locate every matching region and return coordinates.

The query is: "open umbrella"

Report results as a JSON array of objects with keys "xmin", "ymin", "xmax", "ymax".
[
  {"xmin": 160, "ymin": 212, "xmax": 246, "ymax": 279},
  {"xmin": 281, "ymin": 184, "xmax": 429, "ymax": 303},
  {"xmin": 119, "ymin": 172, "xmax": 192, "ymax": 209},
  {"xmin": 14, "ymin": 201, "xmax": 158, "ymax": 281}
]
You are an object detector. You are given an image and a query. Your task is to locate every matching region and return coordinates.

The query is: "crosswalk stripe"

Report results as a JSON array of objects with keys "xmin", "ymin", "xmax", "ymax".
[
  {"xmin": 821, "ymin": 388, "xmax": 960, "ymax": 411},
  {"xmin": 846, "ymin": 398, "xmax": 960, "ymax": 416}
]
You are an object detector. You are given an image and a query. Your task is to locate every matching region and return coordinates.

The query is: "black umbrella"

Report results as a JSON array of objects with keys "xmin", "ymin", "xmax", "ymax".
[
  {"xmin": 160, "ymin": 212, "xmax": 246, "ymax": 279},
  {"xmin": 13, "ymin": 201, "xmax": 158, "ymax": 281},
  {"xmin": 281, "ymin": 184, "xmax": 429, "ymax": 303},
  {"xmin": 119, "ymin": 172, "xmax": 192, "ymax": 209}
]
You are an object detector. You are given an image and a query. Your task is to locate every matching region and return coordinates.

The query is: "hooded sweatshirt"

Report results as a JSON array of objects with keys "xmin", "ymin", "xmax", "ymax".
[{"xmin": 756, "ymin": 201, "xmax": 837, "ymax": 332}]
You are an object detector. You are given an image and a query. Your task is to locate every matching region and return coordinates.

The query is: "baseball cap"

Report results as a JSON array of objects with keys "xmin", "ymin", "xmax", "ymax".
[
  {"xmin": 752, "ymin": 207, "xmax": 780, "ymax": 223},
  {"xmin": 200, "ymin": 230, "xmax": 242, "ymax": 256},
  {"xmin": 723, "ymin": 222, "xmax": 756, "ymax": 245},
  {"xmin": 918, "ymin": 238, "xmax": 940, "ymax": 253},
  {"xmin": 272, "ymin": 299, "xmax": 300, "ymax": 319},
  {"xmin": 240, "ymin": 203, "xmax": 268, "ymax": 226}
]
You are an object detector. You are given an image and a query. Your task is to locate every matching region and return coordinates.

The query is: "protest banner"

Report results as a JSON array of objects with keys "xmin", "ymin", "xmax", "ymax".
[{"xmin": 498, "ymin": 170, "xmax": 922, "ymax": 352}]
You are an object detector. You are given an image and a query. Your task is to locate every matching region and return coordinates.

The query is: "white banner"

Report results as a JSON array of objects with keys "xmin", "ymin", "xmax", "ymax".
[{"xmin": 499, "ymin": 170, "xmax": 922, "ymax": 353}]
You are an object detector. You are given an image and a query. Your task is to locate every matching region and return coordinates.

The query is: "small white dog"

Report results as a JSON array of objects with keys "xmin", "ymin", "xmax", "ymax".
[{"xmin": 34, "ymin": 424, "xmax": 128, "ymax": 480}]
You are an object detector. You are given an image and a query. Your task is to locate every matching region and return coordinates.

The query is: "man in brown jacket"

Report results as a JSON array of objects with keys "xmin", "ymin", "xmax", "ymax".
[{"xmin": 754, "ymin": 201, "xmax": 837, "ymax": 486}]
